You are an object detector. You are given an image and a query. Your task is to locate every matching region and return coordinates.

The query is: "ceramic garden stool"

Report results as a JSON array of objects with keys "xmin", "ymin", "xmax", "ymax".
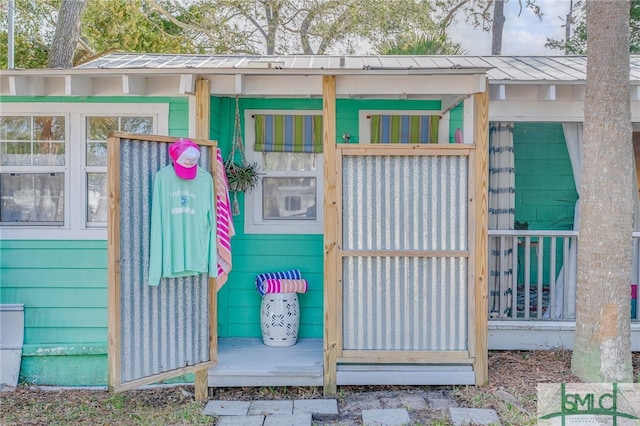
[{"xmin": 260, "ymin": 292, "xmax": 300, "ymax": 347}]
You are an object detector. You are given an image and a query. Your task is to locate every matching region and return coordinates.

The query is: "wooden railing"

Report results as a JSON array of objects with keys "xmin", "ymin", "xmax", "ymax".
[{"xmin": 489, "ymin": 230, "xmax": 640, "ymax": 321}]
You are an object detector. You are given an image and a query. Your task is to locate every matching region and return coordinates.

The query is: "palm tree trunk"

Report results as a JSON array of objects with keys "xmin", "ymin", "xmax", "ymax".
[{"xmin": 571, "ymin": 0, "xmax": 633, "ymax": 382}]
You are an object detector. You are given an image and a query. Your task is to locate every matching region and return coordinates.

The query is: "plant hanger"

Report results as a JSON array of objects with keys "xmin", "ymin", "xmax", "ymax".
[{"xmin": 224, "ymin": 96, "xmax": 260, "ymax": 215}]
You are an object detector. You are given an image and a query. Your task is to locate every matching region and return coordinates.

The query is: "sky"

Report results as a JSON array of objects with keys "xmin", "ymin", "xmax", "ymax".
[{"xmin": 446, "ymin": 0, "xmax": 576, "ymax": 55}]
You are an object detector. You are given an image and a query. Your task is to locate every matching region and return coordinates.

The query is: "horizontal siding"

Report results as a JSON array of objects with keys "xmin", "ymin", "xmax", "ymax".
[
  {"xmin": 1, "ymin": 288, "xmax": 106, "ymax": 307},
  {"xmin": 24, "ymin": 328, "xmax": 106, "ymax": 344},
  {"xmin": 1, "ymin": 248, "xmax": 106, "ymax": 268},
  {"xmin": 25, "ymin": 308, "xmax": 106, "ymax": 328},
  {"xmin": 231, "ymin": 237, "xmax": 323, "ymax": 256},
  {"xmin": 336, "ymin": 99, "xmax": 441, "ymax": 143},
  {"xmin": 514, "ymin": 122, "xmax": 578, "ymax": 230},
  {"xmin": 214, "ymin": 215, "xmax": 324, "ymax": 338},
  {"xmin": 217, "ymin": 232, "xmax": 323, "ymax": 338},
  {"xmin": 0, "ymin": 241, "xmax": 108, "ymax": 348},
  {"xmin": 0, "ymin": 97, "xmax": 192, "ymax": 386},
  {"xmin": 168, "ymin": 99, "xmax": 189, "ymax": 137},
  {"xmin": 0, "ymin": 240, "xmax": 107, "ymax": 249},
  {"xmin": 212, "ymin": 97, "xmax": 447, "ymax": 339},
  {"xmin": 212, "ymin": 97, "xmax": 326, "ymax": 338},
  {"xmin": 0, "ymin": 268, "xmax": 106, "ymax": 287}
]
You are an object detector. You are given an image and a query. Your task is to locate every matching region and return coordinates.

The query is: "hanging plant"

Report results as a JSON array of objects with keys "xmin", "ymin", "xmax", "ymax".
[
  {"xmin": 225, "ymin": 95, "xmax": 261, "ymax": 194},
  {"xmin": 224, "ymin": 96, "xmax": 262, "ymax": 216},
  {"xmin": 224, "ymin": 158, "xmax": 260, "ymax": 193}
]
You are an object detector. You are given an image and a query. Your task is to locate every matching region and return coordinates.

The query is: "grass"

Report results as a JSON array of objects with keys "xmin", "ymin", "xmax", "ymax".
[
  {"xmin": 3, "ymin": 350, "xmax": 635, "ymax": 426},
  {"xmin": 0, "ymin": 387, "xmax": 210, "ymax": 426}
]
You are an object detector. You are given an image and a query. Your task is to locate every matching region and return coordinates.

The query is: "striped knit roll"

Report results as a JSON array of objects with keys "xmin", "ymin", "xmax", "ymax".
[
  {"xmin": 255, "ymin": 269, "xmax": 302, "ymax": 296},
  {"xmin": 262, "ymin": 279, "xmax": 308, "ymax": 295}
]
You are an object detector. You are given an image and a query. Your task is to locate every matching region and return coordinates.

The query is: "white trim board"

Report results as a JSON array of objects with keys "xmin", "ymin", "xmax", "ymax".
[{"xmin": 489, "ymin": 320, "xmax": 640, "ymax": 351}]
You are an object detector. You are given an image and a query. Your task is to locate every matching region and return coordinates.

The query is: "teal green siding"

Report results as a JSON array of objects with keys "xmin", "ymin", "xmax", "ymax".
[
  {"xmin": 211, "ymin": 97, "xmax": 444, "ymax": 339},
  {"xmin": 512, "ymin": 122, "xmax": 578, "ymax": 283},
  {"xmin": 0, "ymin": 96, "xmax": 189, "ymax": 386},
  {"xmin": 2, "ymin": 94, "xmax": 580, "ymax": 386},
  {"xmin": 168, "ymin": 100, "xmax": 190, "ymax": 136},
  {"xmin": 20, "ymin": 352, "xmax": 108, "ymax": 386},
  {"xmin": 449, "ymin": 105, "xmax": 464, "ymax": 143},
  {"xmin": 334, "ymin": 99, "xmax": 441, "ymax": 143},
  {"xmin": 514, "ymin": 122, "xmax": 578, "ymax": 230},
  {"xmin": 212, "ymin": 98, "xmax": 325, "ymax": 338},
  {"xmin": 0, "ymin": 240, "xmax": 108, "ymax": 385}
]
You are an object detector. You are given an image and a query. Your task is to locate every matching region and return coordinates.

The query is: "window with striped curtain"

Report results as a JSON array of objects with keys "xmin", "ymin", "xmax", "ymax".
[
  {"xmin": 254, "ymin": 114, "xmax": 323, "ymax": 153},
  {"xmin": 244, "ymin": 112, "xmax": 324, "ymax": 234},
  {"xmin": 369, "ymin": 114, "xmax": 439, "ymax": 144}
]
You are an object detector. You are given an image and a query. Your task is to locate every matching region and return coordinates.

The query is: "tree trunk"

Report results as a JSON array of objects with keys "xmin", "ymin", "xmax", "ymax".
[
  {"xmin": 47, "ymin": 0, "xmax": 87, "ymax": 69},
  {"xmin": 491, "ymin": 0, "xmax": 505, "ymax": 55},
  {"xmin": 263, "ymin": 1, "xmax": 279, "ymax": 55},
  {"xmin": 571, "ymin": 0, "xmax": 633, "ymax": 382}
]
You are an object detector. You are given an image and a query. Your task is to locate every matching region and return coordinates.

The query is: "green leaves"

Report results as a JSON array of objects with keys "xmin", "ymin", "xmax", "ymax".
[{"xmin": 224, "ymin": 159, "xmax": 261, "ymax": 193}]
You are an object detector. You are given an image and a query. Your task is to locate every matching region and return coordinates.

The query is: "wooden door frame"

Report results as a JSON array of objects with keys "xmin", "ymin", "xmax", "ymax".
[{"xmin": 321, "ymin": 76, "xmax": 489, "ymax": 396}]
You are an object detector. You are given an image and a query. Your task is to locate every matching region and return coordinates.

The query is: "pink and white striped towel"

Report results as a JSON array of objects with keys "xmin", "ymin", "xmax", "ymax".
[
  {"xmin": 261, "ymin": 279, "xmax": 308, "ymax": 295},
  {"xmin": 216, "ymin": 148, "xmax": 235, "ymax": 290}
]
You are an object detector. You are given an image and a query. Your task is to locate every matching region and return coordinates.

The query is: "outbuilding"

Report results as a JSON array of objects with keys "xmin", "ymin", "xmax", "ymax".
[{"xmin": 1, "ymin": 54, "xmax": 639, "ymax": 392}]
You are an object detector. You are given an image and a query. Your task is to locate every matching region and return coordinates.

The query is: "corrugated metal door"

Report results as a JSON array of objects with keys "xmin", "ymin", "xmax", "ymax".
[
  {"xmin": 107, "ymin": 133, "xmax": 217, "ymax": 392},
  {"xmin": 338, "ymin": 144, "xmax": 475, "ymax": 360}
]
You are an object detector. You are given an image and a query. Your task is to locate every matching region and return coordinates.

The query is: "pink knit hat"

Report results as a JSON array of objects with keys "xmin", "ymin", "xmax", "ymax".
[{"xmin": 168, "ymin": 138, "xmax": 200, "ymax": 180}]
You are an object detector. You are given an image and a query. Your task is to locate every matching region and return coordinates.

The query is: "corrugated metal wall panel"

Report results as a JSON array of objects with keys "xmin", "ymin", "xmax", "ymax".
[
  {"xmin": 342, "ymin": 155, "xmax": 468, "ymax": 251},
  {"xmin": 342, "ymin": 257, "xmax": 468, "ymax": 351},
  {"xmin": 341, "ymin": 154, "xmax": 468, "ymax": 352},
  {"xmin": 119, "ymin": 139, "xmax": 212, "ymax": 383}
]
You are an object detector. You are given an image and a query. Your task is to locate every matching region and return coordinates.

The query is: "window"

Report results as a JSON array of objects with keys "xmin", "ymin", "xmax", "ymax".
[
  {"xmin": 244, "ymin": 111, "xmax": 324, "ymax": 234},
  {"xmin": 358, "ymin": 110, "xmax": 440, "ymax": 144},
  {"xmin": 85, "ymin": 116, "xmax": 153, "ymax": 225},
  {"xmin": 0, "ymin": 115, "xmax": 66, "ymax": 226},
  {"xmin": 0, "ymin": 103, "xmax": 168, "ymax": 239}
]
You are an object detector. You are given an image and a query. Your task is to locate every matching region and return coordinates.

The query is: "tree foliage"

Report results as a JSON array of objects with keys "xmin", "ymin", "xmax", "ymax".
[
  {"xmin": 0, "ymin": 0, "xmax": 57, "ymax": 68},
  {"xmin": 1, "ymin": 0, "xmax": 446, "ymax": 68},
  {"xmin": 546, "ymin": 0, "xmax": 640, "ymax": 54},
  {"xmin": 78, "ymin": 0, "xmax": 202, "ymax": 64},
  {"xmin": 378, "ymin": 34, "xmax": 467, "ymax": 55},
  {"xmin": 0, "ymin": 0, "xmax": 207, "ymax": 68},
  {"xmin": 149, "ymin": 0, "xmax": 440, "ymax": 55}
]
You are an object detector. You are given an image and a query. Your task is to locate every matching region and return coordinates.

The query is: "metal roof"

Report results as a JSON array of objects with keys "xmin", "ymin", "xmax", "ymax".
[{"xmin": 73, "ymin": 53, "xmax": 640, "ymax": 83}]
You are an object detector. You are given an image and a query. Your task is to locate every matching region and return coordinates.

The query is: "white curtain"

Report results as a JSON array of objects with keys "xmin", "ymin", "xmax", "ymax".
[
  {"xmin": 554, "ymin": 124, "xmax": 640, "ymax": 319},
  {"xmin": 552, "ymin": 123, "xmax": 583, "ymax": 319},
  {"xmin": 489, "ymin": 122, "xmax": 515, "ymax": 318}
]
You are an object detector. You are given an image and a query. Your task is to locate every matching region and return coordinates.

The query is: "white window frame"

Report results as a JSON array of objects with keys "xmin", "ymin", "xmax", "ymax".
[
  {"xmin": 243, "ymin": 109, "xmax": 324, "ymax": 234},
  {"xmin": 0, "ymin": 103, "xmax": 169, "ymax": 240}
]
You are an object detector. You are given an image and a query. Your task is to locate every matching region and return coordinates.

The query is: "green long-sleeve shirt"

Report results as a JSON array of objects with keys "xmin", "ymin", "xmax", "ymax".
[{"xmin": 148, "ymin": 165, "xmax": 217, "ymax": 286}]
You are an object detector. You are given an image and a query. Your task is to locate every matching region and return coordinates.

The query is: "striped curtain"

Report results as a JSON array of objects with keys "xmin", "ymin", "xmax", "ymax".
[
  {"xmin": 370, "ymin": 114, "xmax": 439, "ymax": 144},
  {"xmin": 254, "ymin": 114, "xmax": 323, "ymax": 153},
  {"xmin": 488, "ymin": 122, "xmax": 515, "ymax": 318}
]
